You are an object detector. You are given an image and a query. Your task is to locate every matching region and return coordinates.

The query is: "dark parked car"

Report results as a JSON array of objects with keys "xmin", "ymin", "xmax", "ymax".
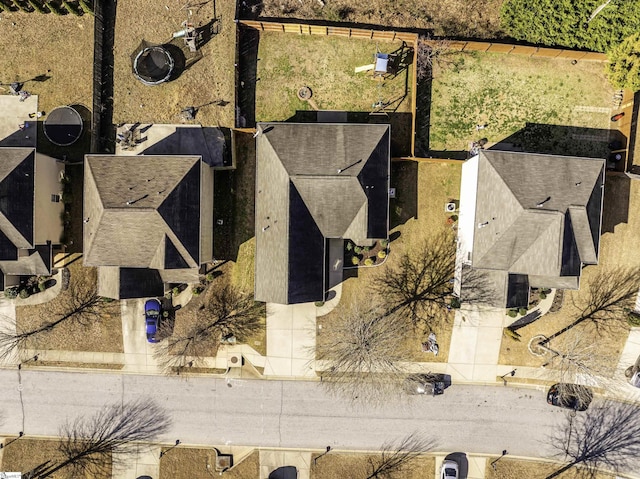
[
  {"xmin": 144, "ymin": 299, "xmax": 161, "ymax": 343},
  {"xmin": 403, "ymin": 373, "xmax": 447, "ymax": 396},
  {"xmin": 547, "ymin": 383, "xmax": 592, "ymax": 411}
]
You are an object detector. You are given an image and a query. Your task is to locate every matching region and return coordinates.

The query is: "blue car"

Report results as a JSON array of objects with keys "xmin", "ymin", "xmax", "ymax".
[{"xmin": 144, "ymin": 299, "xmax": 161, "ymax": 343}]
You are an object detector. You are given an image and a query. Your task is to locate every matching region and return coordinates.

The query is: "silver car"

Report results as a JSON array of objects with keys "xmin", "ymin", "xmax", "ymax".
[{"xmin": 440, "ymin": 459, "xmax": 459, "ymax": 479}]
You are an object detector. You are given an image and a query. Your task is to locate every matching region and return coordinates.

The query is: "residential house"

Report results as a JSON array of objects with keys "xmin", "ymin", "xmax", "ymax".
[
  {"xmin": 254, "ymin": 123, "xmax": 391, "ymax": 304},
  {"xmin": 0, "ymin": 148, "xmax": 64, "ymax": 290},
  {"xmin": 83, "ymin": 155, "xmax": 213, "ymax": 299},
  {"xmin": 456, "ymin": 150, "xmax": 605, "ymax": 308}
]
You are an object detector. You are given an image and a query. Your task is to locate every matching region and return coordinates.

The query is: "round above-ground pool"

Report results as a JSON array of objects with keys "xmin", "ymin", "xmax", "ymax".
[
  {"xmin": 43, "ymin": 106, "xmax": 83, "ymax": 146},
  {"xmin": 133, "ymin": 45, "xmax": 174, "ymax": 86}
]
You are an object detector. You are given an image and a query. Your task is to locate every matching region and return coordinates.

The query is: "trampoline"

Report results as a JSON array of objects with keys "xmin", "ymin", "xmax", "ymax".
[
  {"xmin": 43, "ymin": 106, "xmax": 83, "ymax": 146},
  {"xmin": 133, "ymin": 45, "xmax": 175, "ymax": 86}
]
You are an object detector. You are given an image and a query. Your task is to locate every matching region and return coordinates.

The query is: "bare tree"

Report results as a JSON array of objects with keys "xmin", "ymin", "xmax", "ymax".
[
  {"xmin": 541, "ymin": 266, "xmax": 640, "ymax": 346},
  {"xmin": 365, "ymin": 433, "xmax": 436, "ymax": 479},
  {"xmin": 154, "ymin": 282, "xmax": 264, "ymax": 374},
  {"xmin": 25, "ymin": 398, "xmax": 171, "ymax": 479},
  {"xmin": 316, "ymin": 299, "xmax": 410, "ymax": 403},
  {"xmin": 0, "ymin": 274, "xmax": 105, "ymax": 362},
  {"xmin": 547, "ymin": 401, "xmax": 640, "ymax": 478},
  {"xmin": 415, "ymin": 35, "xmax": 456, "ymax": 81}
]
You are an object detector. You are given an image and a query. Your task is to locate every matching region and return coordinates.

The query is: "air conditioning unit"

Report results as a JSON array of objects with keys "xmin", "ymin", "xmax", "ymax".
[
  {"xmin": 445, "ymin": 202, "xmax": 456, "ymax": 213},
  {"xmin": 227, "ymin": 353, "xmax": 243, "ymax": 368}
]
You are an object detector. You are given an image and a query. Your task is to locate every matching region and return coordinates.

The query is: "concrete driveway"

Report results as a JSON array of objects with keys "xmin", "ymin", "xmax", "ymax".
[
  {"xmin": 121, "ymin": 299, "xmax": 160, "ymax": 373},
  {"xmin": 265, "ymin": 302, "xmax": 317, "ymax": 378}
]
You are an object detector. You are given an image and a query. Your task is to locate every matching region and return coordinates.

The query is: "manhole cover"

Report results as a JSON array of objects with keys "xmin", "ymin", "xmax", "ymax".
[{"xmin": 297, "ymin": 86, "xmax": 312, "ymax": 101}]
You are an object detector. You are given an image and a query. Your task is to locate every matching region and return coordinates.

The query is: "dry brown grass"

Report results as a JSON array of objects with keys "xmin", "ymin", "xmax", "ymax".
[
  {"xmin": 0, "ymin": 437, "xmax": 111, "ymax": 479},
  {"xmin": 499, "ymin": 174, "xmax": 640, "ymax": 371},
  {"xmin": 310, "ymin": 452, "xmax": 434, "ymax": 479},
  {"xmin": 258, "ymin": 0, "xmax": 505, "ymax": 39},
  {"xmin": 15, "ymin": 261, "xmax": 123, "ymax": 353},
  {"xmin": 255, "ymin": 32, "xmax": 412, "ymax": 122},
  {"xmin": 0, "ymin": 11, "xmax": 94, "ymax": 114},
  {"xmin": 160, "ymin": 448, "xmax": 258, "ymax": 479},
  {"xmin": 113, "ymin": 0, "xmax": 236, "ymax": 127},
  {"xmin": 486, "ymin": 457, "xmax": 616, "ymax": 479},
  {"xmin": 317, "ymin": 161, "xmax": 462, "ymax": 362}
]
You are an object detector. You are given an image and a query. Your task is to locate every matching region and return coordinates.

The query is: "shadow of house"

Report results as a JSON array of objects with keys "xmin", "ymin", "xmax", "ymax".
[
  {"xmin": 268, "ymin": 466, "xmax": 297, "ymax": 479},
  {"xmin": 456, "ymin": 150, "xmax": 606, "ymax": 309},
  {"xmin": 83, "ymin": 155, "xmax": 214, "ymax": 299},
  {"xmin": 255, "ymin": 123, "xmax": 391, "ymax": 304},
  {"xmin": 139, "ymin": 126, "xmax": 229, "ymax": 168},
  {"xmin": 236, "ymin": 26, "xmax": 260, "ymax": 128},
  {"xmin": 389, "ymin": 160, "xmax": 418, "ymax": 229}
]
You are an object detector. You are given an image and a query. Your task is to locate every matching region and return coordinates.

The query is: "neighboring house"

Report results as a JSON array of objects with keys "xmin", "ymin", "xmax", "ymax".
[
  {"xmin": 0, "ymin": 148, "xmax": 65, "ymax": 291},
  {"xmin": 254, "ymin": 122, "xmax": 391, "ymax": 305},
  {"xmin": 83, "ymin": 155, "xmax": 213, "ymax": 299},
  {"xmin": 456, "ymin": 150, "xmax": 605, "ymax": 308}
]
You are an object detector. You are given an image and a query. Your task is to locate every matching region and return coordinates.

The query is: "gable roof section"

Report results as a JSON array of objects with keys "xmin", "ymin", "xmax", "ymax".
[
  {"xmin": 255, "ymin": 123, "xmax": 390, "ymax": 304},
  {"xmin": 84, "ymin": 155, "xmax": 202, "ymax": 269},
  {"xmin": 472, "ymin": 150, "xmax": 604, "ymax": 277},
  {"xmin": 0, "ymin": 148, "xmax": 35, "ymax": 249}
]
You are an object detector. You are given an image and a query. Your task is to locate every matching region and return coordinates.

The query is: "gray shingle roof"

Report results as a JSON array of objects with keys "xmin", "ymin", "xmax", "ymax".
[
  {"xmin": 255, "ymin": 123, "xmax": 390, "ymax": 304},
  {"xmin": 472, "ymin": 150, "xmax": 604, "ymax": 277},
  {"xmin": 0, "ymin": 148, "xmax": 35, "ymax": 249},
  {"xmin": 84, "ymin": 155, "xmax": 207, "ymax": 270}
]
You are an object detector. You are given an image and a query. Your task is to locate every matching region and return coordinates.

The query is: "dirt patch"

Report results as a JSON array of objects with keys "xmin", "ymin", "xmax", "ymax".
[
  {"xmin": 113, "ymin": 0, "xmax": 236, "ymax": 127},
  {"xmin": 0, "ymin": 437, "xmax": 111, "ymax": 479},
  {"xmin": 15, "ymin": 260, "xmax": 123, "ymax": 354},
  {"xmin": 28, "ymin": 361, "xmax": 124, "ymax": 370},
  {"xmin": 160, "ymin": 448, "xmax": 259, "ymax": 479},
  {"xmin": 256, "ymin": 0, "xmax": 505, "ymax": 39},
  {"xmin": 310, "ymin": 452, "xmax": 434, "ymax": 479}
]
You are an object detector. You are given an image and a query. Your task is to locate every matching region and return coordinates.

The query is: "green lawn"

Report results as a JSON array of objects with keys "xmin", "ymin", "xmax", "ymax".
[
  {"xmin": 256, "ymin": 32, "xmax": 413, "ymax": 122},
  {"xmin": 429, "ymin": 53, "xmax": 615, "ymax": 157}
]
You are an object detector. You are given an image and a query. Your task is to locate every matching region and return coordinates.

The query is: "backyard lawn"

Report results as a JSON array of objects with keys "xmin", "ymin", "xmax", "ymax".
[
  {"xmin": 255, "ymin": 32, "xmax": 413, "ymax": 122},
  {"xmin": 429, "ymin": 53, "xmax": 615, "ymax": 157},
  {"xmin": 113, "ymin": 0, "xmax": 236, "ymax": 127}
]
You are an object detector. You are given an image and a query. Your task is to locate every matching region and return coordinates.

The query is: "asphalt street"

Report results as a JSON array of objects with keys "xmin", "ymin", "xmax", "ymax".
[{"xmin": 0, "ymin": 369, "xmax": 567, "ymax": 460}]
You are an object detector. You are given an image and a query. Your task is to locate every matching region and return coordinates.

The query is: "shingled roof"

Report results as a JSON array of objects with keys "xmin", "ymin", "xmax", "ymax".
[
  {"xmin": 84, "ymin": 155, "xmax": 212, "ymax": 271},
  {"xmin": 255, "ymin": 123, "xmax": 390, "ymax": 304},
  {"xmin": 0, "ymin": 148, "xmax": 35, "ymax": 253},
  {"xmin": 463, "ymin": 150, "xmax": 604, "ymax": 304}
]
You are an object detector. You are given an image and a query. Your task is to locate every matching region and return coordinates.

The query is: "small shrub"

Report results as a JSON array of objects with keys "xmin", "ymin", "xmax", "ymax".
[
  {"xmin": 192, "ymin": 286, "xmax": 204, "ymax": 296},
  {"xmin": 172, "ymin": 287, "xmax": 180, "ymax": 296},
  {"xmin": 354, "ymin": 246, "xmax": 362, "ymax": 254},
  {"xmin": 205, "ymin": 272, "xmax": 215, "ymax": 282},
  {"xmin": 100, "ymin": 296, "xmax": 114, "ymax": 303},
  {"xmin": 4, "ymin": 286, "xmax": 19, "ymax": 299},
  {"xmin": 314, "ymin": 301, "xmax": 325, "ymax": 307},
  {"xmin": 506, "ymin": 309, "xmax": 518, "ymax": 318},
  {"xmin": 503, "ymin": 328, "xmax": 521, "ymax": 342},
  {"xmin": 38, "ymin": 281, "xmax": 46, "ymax": 292},
  {"xmin": 377, "ymin": 250, "xmax": 387, "ymax": 259},
  {"xmin": 362, "ymin": 246, "xmax": 370, "ymax": 253},
  {"xmin": 351, "ymin": 255, "xmax": 360, "ymax": 266},
  {"xmin": 364, "ymin": 258, "xmax": 374, "ymax": 266},
  {"xmin": 162, "ymin": 311, "xmax": 169, "ymax": 318},
  {"xmin": 518, "ymin": 307, "xmax": 528, "ymax": 316},
  {"xmin": 450, "ymin": 297, "xmax": 461, "ymax": 309},
  {"xmin": 380, "ymin": 239, "xmax": 389, "ymax": 248},
  {"xmin": 19, "ymin": 289, "xmax": 30, "ymax": 299},
  {"xmin": 539, "ymin": 292, "xmax": 547, "ymax": 300},
  {"xmin": 346, "ymin": 242, "xmax": 353, "ymax": 252},
  {"xmin": 628, "ymin": 311, "xmax": 640, "ymax": 327}
]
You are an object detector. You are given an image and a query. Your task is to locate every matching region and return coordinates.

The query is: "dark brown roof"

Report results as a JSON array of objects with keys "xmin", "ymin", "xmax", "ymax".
[{"xmin": 255, "ymin": 123, "xmax": 390, "ymax": 304}]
